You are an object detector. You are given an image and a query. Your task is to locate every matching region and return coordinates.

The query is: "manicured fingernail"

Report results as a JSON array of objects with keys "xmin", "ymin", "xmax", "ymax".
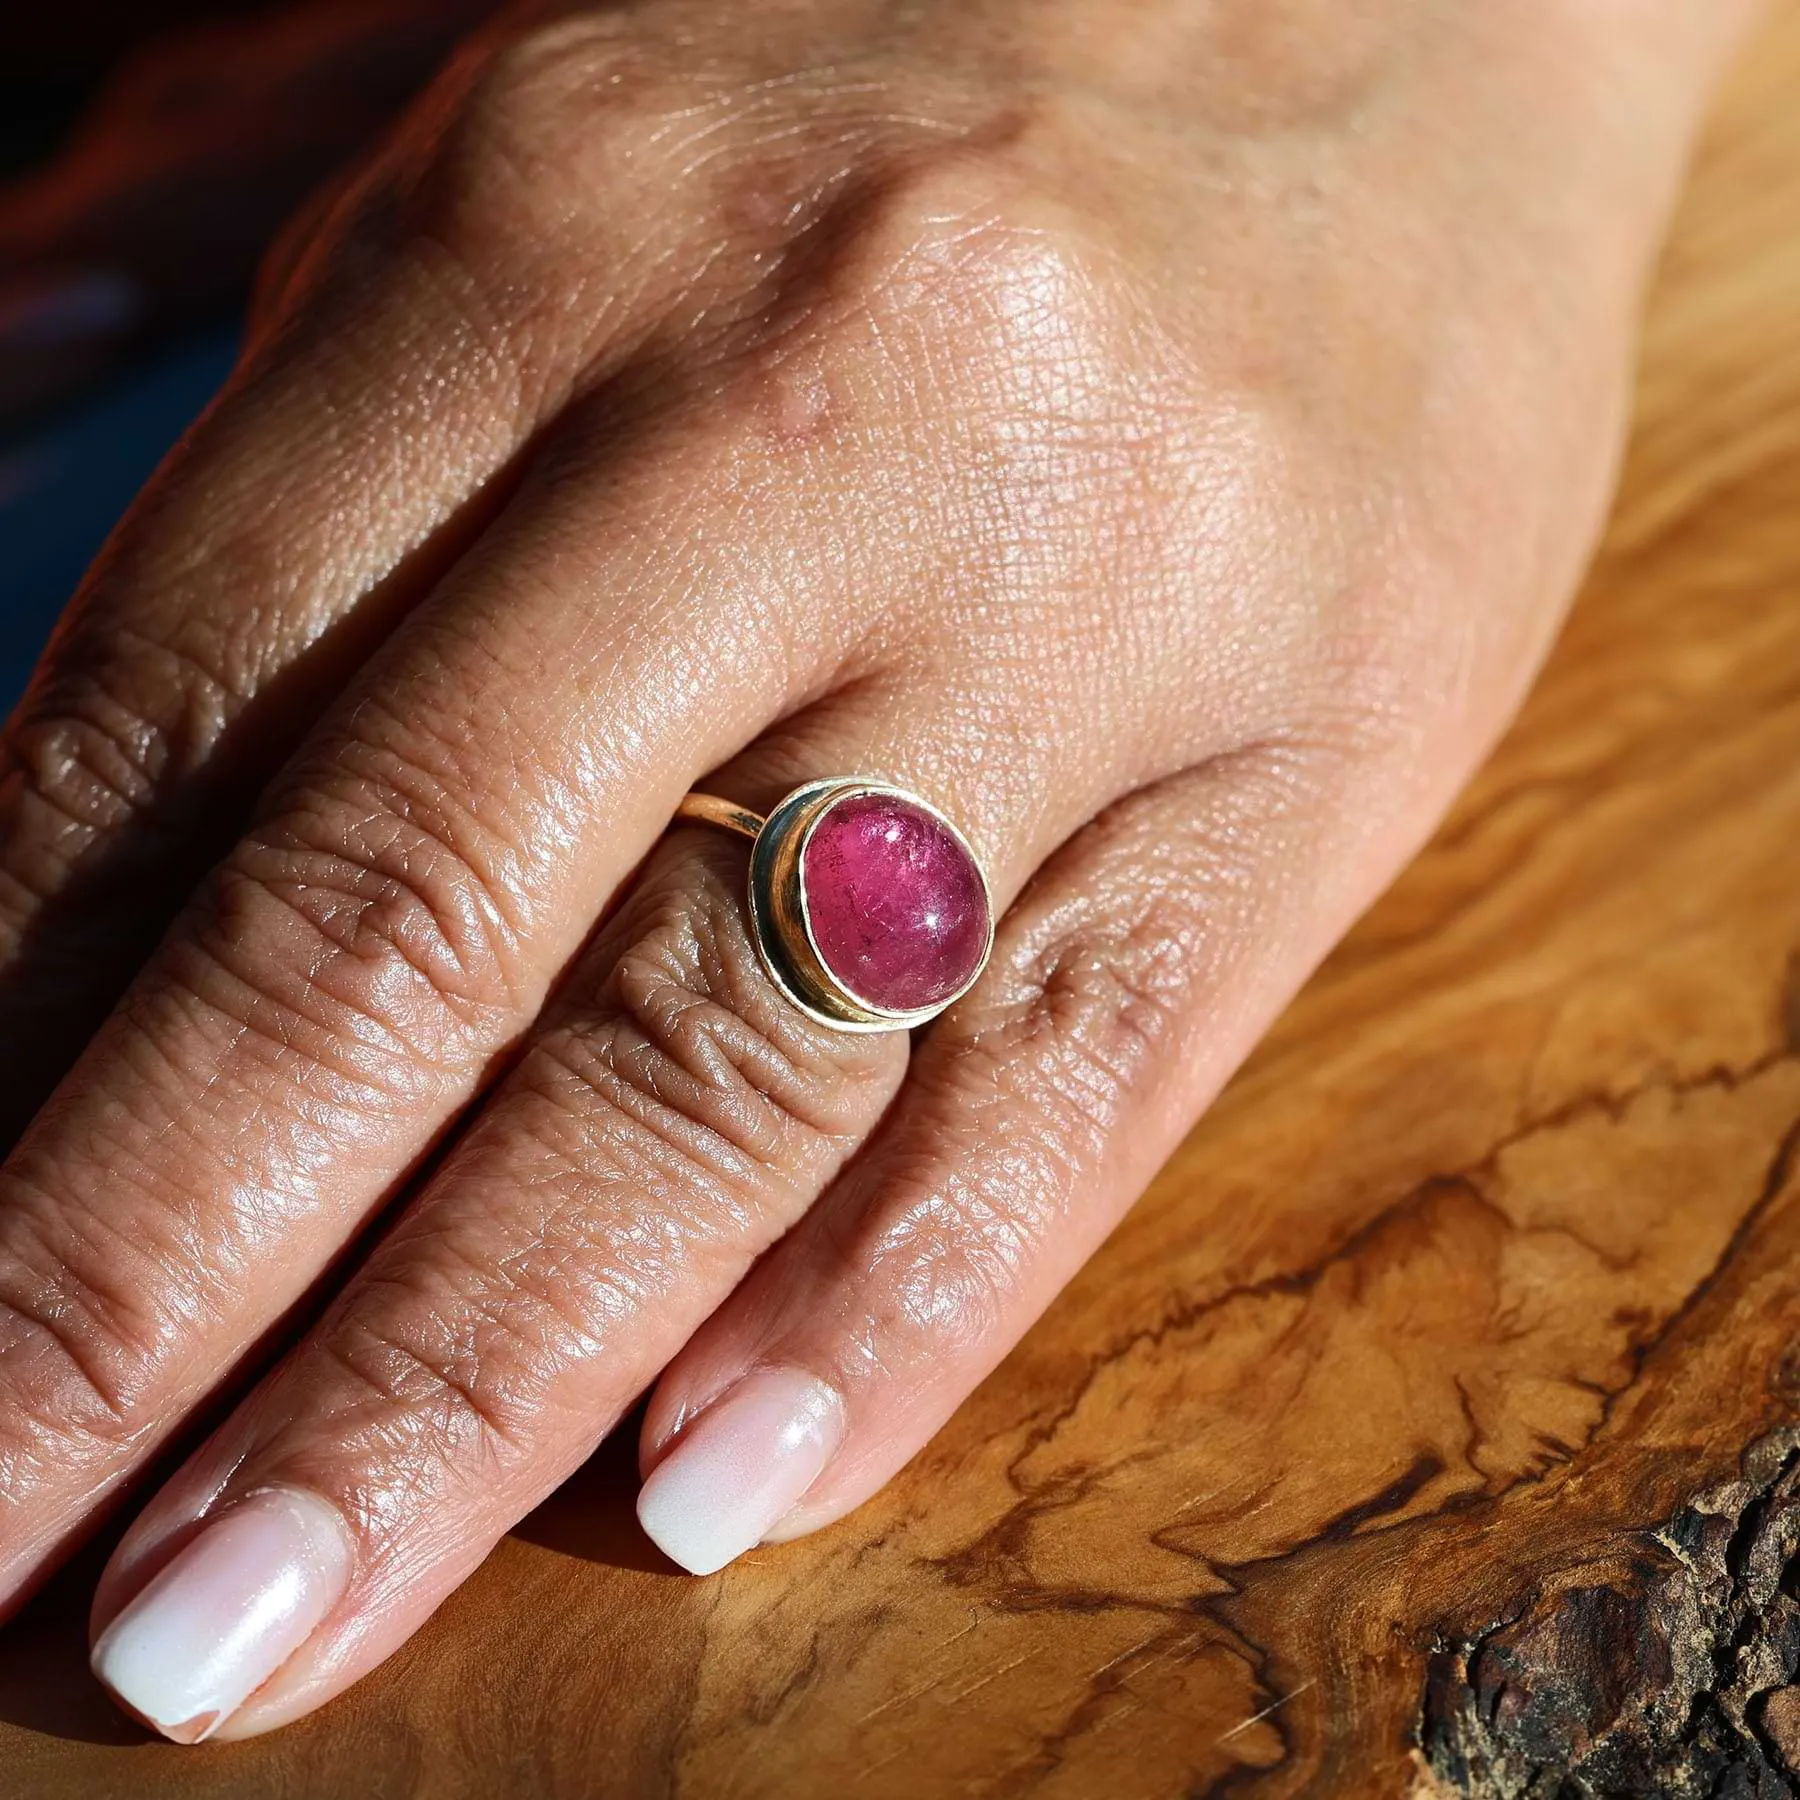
[
  {"xmin": 91, "ymin": 1488, "xmax": 352, "ymax": 1744},
  {"xmin": 637, "ymin": 1367, "xmax": 845, "ymax": 1576},
  {"xmin": 0, "ymin": 271, "xmax": 143, "ymax": 352}
]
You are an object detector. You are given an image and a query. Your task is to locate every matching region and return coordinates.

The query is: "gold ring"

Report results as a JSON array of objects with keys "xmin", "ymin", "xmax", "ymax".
[{"xmin": 676, "ymin": 779, "xmax": 993, "ymax": 1032}]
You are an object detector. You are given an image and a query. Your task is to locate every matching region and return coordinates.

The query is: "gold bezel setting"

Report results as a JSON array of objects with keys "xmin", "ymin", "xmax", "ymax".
[{"xmin": 746, "ymin": 779, "xmax": 994, "ymax": 1033}]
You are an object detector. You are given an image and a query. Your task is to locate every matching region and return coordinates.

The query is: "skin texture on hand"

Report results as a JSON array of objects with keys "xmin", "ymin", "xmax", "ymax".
[{"xmin": 0, "ymin": 0, "xmax": 1764, "ymax": 1743}]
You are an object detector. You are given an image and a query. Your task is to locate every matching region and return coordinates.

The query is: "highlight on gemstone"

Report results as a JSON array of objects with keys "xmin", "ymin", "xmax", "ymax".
[{"xmin": 799, "ymin": 791, "xmax": 990, "ymax": 1015}]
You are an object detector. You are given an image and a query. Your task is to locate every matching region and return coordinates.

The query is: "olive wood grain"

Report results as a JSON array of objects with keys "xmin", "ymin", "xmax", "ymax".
[{"xmin": 7, "ymin": 8, "xmax": 1800, "ymax": 1795}]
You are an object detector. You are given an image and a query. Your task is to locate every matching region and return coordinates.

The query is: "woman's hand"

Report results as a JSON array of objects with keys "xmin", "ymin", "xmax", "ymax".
[{"xmin": 0, "ymin": 0, "xmax": 1755, "ymax": 1742}]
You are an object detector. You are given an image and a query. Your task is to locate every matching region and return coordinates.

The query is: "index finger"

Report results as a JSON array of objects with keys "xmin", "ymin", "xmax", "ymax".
[
  {"xmin": 0, "ymin": 25, "xmax": 722, "ymax": 1133},
  {"xmin": 0, "ymin": 226, "xmax": 531, "ymax": 1130}
]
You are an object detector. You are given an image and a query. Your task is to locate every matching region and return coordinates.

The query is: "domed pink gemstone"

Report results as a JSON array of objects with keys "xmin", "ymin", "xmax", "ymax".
[{"xmin": 801, "ymin": 792, "xmax": 990, "ymax": 1014}]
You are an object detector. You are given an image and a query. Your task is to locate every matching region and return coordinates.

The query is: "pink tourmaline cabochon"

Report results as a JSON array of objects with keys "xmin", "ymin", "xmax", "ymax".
[{"xmin": 800, "ymin": 792, "xmax": 990, "ymax": 1014}]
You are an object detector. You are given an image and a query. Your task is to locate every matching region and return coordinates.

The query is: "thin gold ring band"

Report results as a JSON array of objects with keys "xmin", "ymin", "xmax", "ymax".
[{"xmin": 675, "ymin": 792, "xmax": 765, "ymax": 842}]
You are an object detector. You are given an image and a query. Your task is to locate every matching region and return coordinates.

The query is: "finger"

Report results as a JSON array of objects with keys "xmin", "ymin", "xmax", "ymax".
[
  {"xmin": 0, "ymin": 213, "xmax": 534, "ymax": 1124},
  {"xmin": 0, "ymin": 25, "xmax": 796, "ymax": 1127},
  {"xmin": 81, "ymin": 819, "xmax": 903, "ymax": 1743},
  {"xmin": 78, "ymin": 665, "xmax": 1128, "ymax": 1742},
  {"xmin": 633, "ymin": 742, "xmax": 1444, "ymax": 1569}
]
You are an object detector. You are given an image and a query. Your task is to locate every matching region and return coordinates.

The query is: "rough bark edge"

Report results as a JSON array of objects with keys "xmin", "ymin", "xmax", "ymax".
[{"xmin": 1417, "ymin": 1431, "xmax": 1800, "ymax": 1798}]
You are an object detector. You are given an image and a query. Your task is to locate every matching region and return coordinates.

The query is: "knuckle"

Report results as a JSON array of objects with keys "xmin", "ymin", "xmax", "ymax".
[
  {"xmin": 0, "ymin": 1329, "xmax": 128, "ymax": 1497},
  {"xmin": 0, "ymin": 1294, "xmax": 132, "ymax": 1443},
  {"xmin": 4, "ymin": 698, "xmax": 158, "ymax": 850},
  {"xmin": 852, "ymin": 152, "xmax": 1124, "ymax": 407},
  {"xmin": 538, "ymin": 845, "xmax": 904, "ymax": 1189},
  {"xmin": 852, "ymin": 1160, "xmax": 1042, "ymax": 1365},
  {"xmin": 181, "ymin": 778, "xmax": 525, "ymax": 1089},
  {"xmin": 1023, "ymin": 918, "xmax": 1194, "ymax": 1098},
  {"xmin": 0, "ymin": 1201, "xmax": 165, "ymax": 1481},
  {"xmin": 314, "ymin": 1294, "xmax": 532, "ymax": 1466},
  {"xmin": 374, "ymin": 24, "xmax": 758, "ymax": 387},
  {"xmin": 841, "ymin": 824, "xmax": 1221, "ymax": 1366},
  {"xmin": 963, "ymin": 884, "xmax": 1203, "ymax": 1156},
  {"xmin": 408, "ymin": 36, "xmax": 1137, "ymax": 386},
  {"xmin": 406, "ymin": 25, "xmax": 700, "ymax": 275},
  {"xmin": 0, "ymin": 642, "xmax": 234, "ymax": 872},
  {"xmin": 859, "ymin": 144, "xmax": 1095, "ymax": 283},
  {"xmin": 808, "ymin": 148, "xmax": 1213, "ymax": 572},
  {"xmin": 455, "ymin": 20, "xmax": 643, "ymax": 155},
  {"xmin": 309, "ymin": 1229, "xmax": 630, "ymax": 1470}
]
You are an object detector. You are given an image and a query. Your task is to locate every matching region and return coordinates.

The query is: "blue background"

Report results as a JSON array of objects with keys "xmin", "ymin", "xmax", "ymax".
[{"xmin": 0, "ymin": 330, "xmax": 237, "ymax": 708}]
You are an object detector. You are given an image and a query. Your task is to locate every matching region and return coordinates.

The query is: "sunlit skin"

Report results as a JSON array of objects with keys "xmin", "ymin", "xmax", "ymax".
[{"xmin": 0, "ymin": 0, "xmax": 1763, "ymax": 1740}]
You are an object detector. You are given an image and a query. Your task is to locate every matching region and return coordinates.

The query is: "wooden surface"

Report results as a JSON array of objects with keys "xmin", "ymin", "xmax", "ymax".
[{"xmin": 8, "ymin": 11, "xmax": 1800, "ymax": 1798}]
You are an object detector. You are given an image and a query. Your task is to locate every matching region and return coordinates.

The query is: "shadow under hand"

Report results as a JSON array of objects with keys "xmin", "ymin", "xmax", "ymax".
[
  {"xmin": 0, "ymin": 1546, "xmax": 140, "ymax": 1747},
  {"xmin": 512, "ymin": 1401, "xmax": 678, "ymax": 1577}
]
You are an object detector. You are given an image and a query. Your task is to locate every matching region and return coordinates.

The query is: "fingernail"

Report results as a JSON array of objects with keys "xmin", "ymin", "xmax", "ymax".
[
  {"xmin": 0, "ymin": 271, "xmax": 143, "ymax": 352},
  {"xmin": 91, "ymin": 1487, "xmax": 353, "ymax": 1744},
  {"xmin": 637, "ymin": 1367, "xmax": 845, "ymax": 1576}
]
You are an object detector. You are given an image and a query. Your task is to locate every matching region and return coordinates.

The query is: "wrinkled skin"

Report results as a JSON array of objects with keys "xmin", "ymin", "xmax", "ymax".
[{"xmin": 0, "ymin": 0, "xmax": 1759, "ymax": 1740}]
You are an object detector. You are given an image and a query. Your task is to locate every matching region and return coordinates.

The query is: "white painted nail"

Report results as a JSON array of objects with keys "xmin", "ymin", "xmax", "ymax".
[
  {"xmin": 637, "ymin": 1368, "xmax": 845, "ymax": 1576},
  {"xmin": 91, "ymin": 1487, "xmax": 352, "ymax": 1744}
]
